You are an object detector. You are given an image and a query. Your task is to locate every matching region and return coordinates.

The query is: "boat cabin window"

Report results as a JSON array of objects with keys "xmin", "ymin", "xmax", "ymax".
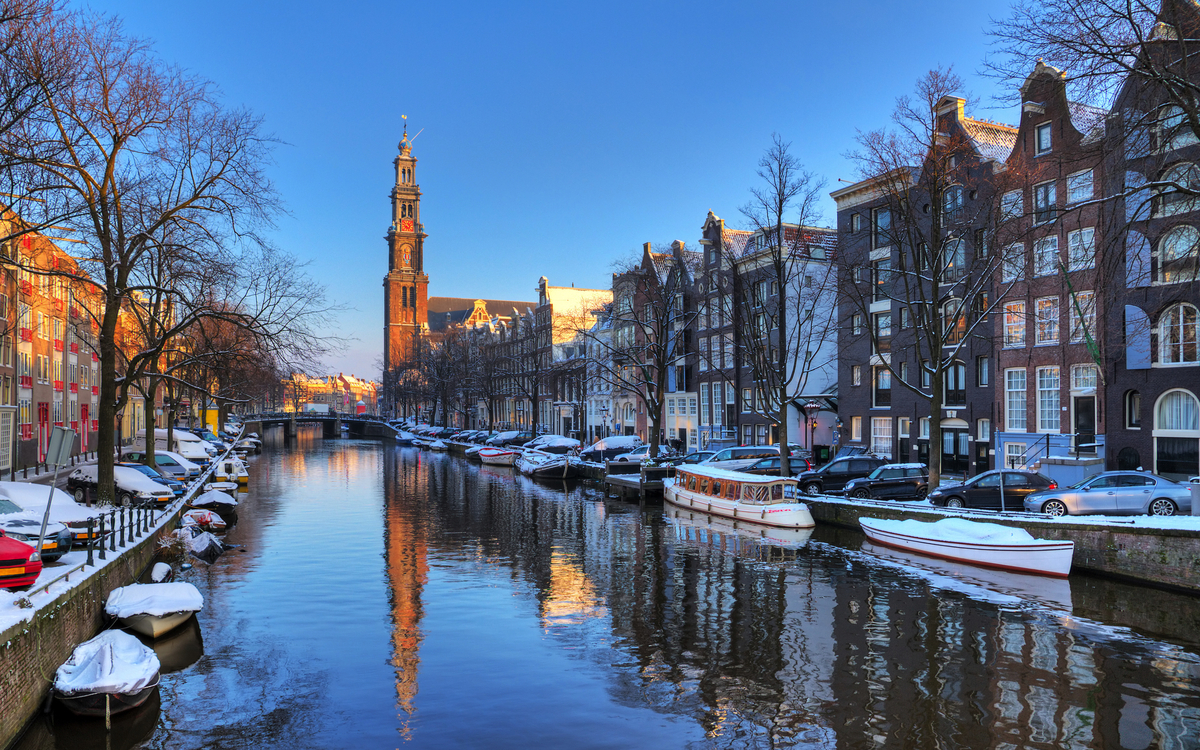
[
  {"xmin": 687, "ymin": 475, "xmax": 698, "ymax": 491},
  {"xmin": 699, "ymin": 478, "xmax": 709, "ymax": 494},
  {"xmin": 771, "ymin": 483, "xmax": 784, "ymax": 501},
  {"xmin": 711, "ymin": 481, "xmax": 722, "ymax": 496},
  {"xmin": 725, "ymin": 482, "xmax": 739, "ymax": 500}
]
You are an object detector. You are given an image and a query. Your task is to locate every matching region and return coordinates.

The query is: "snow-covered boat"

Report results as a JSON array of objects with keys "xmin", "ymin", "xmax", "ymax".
[
  {"xmin": 857, "ymin": 517, "xmax": 1075, "ymax": 578},
  {"xmin": 464, "ymin": 445, "xmax": 485, "ymax": 460},
  {"xmin": 429, "ymin": 440, "xmax": 448, "ymax": 451},
  {"xmin": 181, "ymin": 508, "xmax": 227, "ymax": 533},
  {"xmin": 106, "ymin": 582, "xmax": 205, "ymax": 638},
  {"xmin": 203, "ymin": 480, "xmax": 239, "ymax": 494},
  {"xmin": 664, "ymin": 465, "xmax": 815, "ymax": 529},
  {"xmin": 188, "ymin": 489, "xmax": 238, "ymax": 511},
  {"xmin": 394, "ymin": 431, "xmax": 417, "ymax": 446},
  {"xmin": 213, "ymin": 456, "xmax": 249, "ymax": 486},
  {"xmin": 515, "ymin": 449, "xmax": 579, "ymax": 479},
  {"xmin": 54, "ymin": 631, "xmax": 161, "ymax": 716},
  {"xmin": 478, "ymin": 447, "xmax": 518, "ymax": 466}
]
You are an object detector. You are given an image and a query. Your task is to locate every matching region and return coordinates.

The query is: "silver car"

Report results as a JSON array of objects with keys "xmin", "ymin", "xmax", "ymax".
[{"xmin": 1024, "ymin": 471, "xmax": 1193, "ymax": 516}]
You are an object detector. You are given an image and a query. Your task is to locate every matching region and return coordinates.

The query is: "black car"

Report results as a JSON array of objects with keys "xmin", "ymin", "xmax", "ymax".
[
  {"xmin": 738, "ymin": 455, "xmax": 813, "ymax": 477},
  {"xmin": 663, "ymin": 451, "xmax": 715, "ymax": 467},
  {"xmin": 927, "ymin": 469, "xmax": 1057, "ymax": 511},
  {"xmin": 796, "ymin": 456, "xmax": 889, "ymax": 495},
  {"xmin": 842, "ymin": 463, "xmax": 929, "ymax": 500}
]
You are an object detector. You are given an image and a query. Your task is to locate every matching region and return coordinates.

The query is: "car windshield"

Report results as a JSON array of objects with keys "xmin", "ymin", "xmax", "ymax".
[
  {"xmin": 1068, "ymin": 476, "xmax": 1096, "ymax": 489},
  {"xmin": 815, "ymin": 459, "xmax": 843, "ymax": 473},
  {"xmin": 124, "ymin": 465, "xmax": 157, "ymax": 477},
  {"xmin": 0, "ymin": 498, "xmax": 21, "ymax": 514},
  {"xmin": 867, "ymin": 467, "xmax": 885, "ymax": 479}
]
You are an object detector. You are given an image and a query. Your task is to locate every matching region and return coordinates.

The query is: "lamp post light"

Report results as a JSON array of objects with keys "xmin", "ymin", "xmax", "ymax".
[{"xmin": 802, "ymin": 401, "xmax": 823, "ymax": 455}]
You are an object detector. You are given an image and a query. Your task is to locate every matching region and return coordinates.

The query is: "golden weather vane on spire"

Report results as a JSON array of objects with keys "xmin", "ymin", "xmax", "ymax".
[{"xmin": 399, "ymin": 114, "xmax": 423, "ymax": 152}]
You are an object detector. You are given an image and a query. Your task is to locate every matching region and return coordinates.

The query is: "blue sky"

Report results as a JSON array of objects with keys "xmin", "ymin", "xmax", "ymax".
[{"xmin": 97, "ymin": 0, "xmax": 1018, "ymax": 379}]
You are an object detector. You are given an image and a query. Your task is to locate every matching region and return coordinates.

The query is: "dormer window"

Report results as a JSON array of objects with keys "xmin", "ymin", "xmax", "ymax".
[
  {"xmin": 1158, "ymin": 105, "xmax": 1200, "ymax": 151},
  {"xmin": 1035, "ymin": 122, "xmax": 1052, "ymax": 155}
]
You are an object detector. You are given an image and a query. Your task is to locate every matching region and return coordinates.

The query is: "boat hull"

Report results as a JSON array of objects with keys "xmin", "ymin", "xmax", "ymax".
[
  {"xmin": 119, "ymin": 610, "xmax": 197, "ymax": 638},
  {"xmin": 478, "ymin": 450, "xmax": 516, "ymax": 466},
  {"xmin": 56, "ymin": 679, "xmax": 159, "ymax": 717},
  {"xmin": 664, "ymin": 481, "xmax": 815, "ymax": 529},
  {"xmin": 858, "ymin": 518, "xmax": 1074, "ymax": 578}
]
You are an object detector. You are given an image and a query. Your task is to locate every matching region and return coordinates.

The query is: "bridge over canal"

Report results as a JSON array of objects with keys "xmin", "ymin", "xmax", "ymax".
[{"xmin": 244, "ymin": 413, "xmax": 399, "ymax": 440}]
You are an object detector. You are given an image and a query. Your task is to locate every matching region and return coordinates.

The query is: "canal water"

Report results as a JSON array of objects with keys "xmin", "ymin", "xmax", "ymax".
[{"xmin": 16, "ymin": 433, "xmax": 1200, "ymax": 748}]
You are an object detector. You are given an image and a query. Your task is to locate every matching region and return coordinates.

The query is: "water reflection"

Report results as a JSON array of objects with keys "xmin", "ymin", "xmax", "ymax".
[{"xmin": 14, "ymin": 691, "xmax": 161, "ymax": 750}]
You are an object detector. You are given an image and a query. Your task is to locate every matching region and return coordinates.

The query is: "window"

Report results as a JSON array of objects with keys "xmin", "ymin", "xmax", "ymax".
[
  {"xmin": 698, "ymin": 338, "xmax": 708, "ymax": 371},
  {"xmin": 874, "ymin": 312, "xmax": 891, "ymax": 352},
  {"xmin": 1067, "ymin": 228, "xmax": 1095, "ymax": 271},
  {"xmin": 1157, "ymin": 389, "xmax": 1200, "ymax": 429},
  {"xmin": 944, "ymin": 239, "xmax": 966, "ymax": 282},
  {"xmin": 1037, "ymin": 366, "xmax": 1061, "ymax": 432},
  {"xmin": 899, "ymin": 417, "xmax": 911, "ymax": 438},
  {"xmin": 943, "ymin": 186, "xmax": 964, "ymax": 224},
  {"xmin": 1156, "ymin": 162, "xmax": 1200, "ymax": 217},
  {"xmin": 1160, "ymin": 303, "xmax": 1198, "ymax": 364},
  {"xmin": 1069, "ymin": 291, "xmax": 1095, "ymax": 344},
  {"xmin": 899, "ymin": 361, "xmax": 909, "ymax": 383},
  {"xmin": 945, "ymin": 361, "xmax": 966, "ymax": 407},
  {"xmin": 851, "ymin": 416, "xmax": 862, "ymax": 442},
  {"xmin": 1034, "ymin": 236, "xmax": 1059, "ymax": 276},
  {"xmin": 668, "ymin": 398, "xmax": 675, "ymax": 416},
  {"xmin": 742, "ymin": 388, "xmax": 752, "ymax": 413},
  {"xmin": 872, "ymin": 208, "xmax": 891, "ymax": 248},
  {"xmin": 851, "ymin": 364, "xmax": 862, "ymax": 386},
  {"xmin": 871, "ymin": 417, "xmax": 893, "ymax": 457},
  {"xmin": 920, "ymin": 361, "xmax": 931, "ymax": 389},
  {"xmin": 899, "ymin": 306, "xmax": 910, "ymax": 329},
  {"xmin": 1158, "ymin": 105, "xmax": 1200, "ymax": 151},
  {"xmin": 1035, "ymin": 122, "xmax": 1052, "ymax": 154},
  {"xmin": 943, "ymin": 298, "xmax": 965, "ymax": 345},
  {"xmin": 1034, "ymin": 181, "xmax": 1057, "ymax": 223},
  {"xmin": 700, "ymin": 383, "xmax": 709, "ymax": 425},
  {"xmin": 1071, "ymin": 364, "xmax": 1098, "ymax": 390},
  {"xmin": 872, "ymin": 258, "xmax": 892, "ymax": 300},
  {"xmin": 977, "ymin": 356, "xmax": 989, "ymax": 386},
  {"xmin": 850, "ymin": 213, "xmax": 862, "ymax": 233},
  {"xmin": 1002, "ymin": 243, "xmax": 1024, "ymax": 281},
  {"xmin": 1004, "ymin": 301, "xmax": 1026, "ymax": 347},
  {"xmin": 919, "ymin": 417, "xmax": 930, "ymax": 438},
  {"xmin": 1158, "ymin": 225, "xmax": 1200, "ymax": 283},
  {"xmin": 689, "ymin": 398, "xmax": 696, "ymax": 416},
  {"xmin": 1005, "ymin": 442, "xmax": 1027, "ymax": 469},
  {"xmin": 1001, "ymin": 190, "xmax": 1023, "ymax": 219},
  {"xmin": 1006, "ymin": 369, "xmax": 1027, "ymax": 431},
  {"xmin": 1067, "ymin": 170, "xmax": 1093, "ymax": 204},
  {"xmin": 1126, "ymin": 390, "xmax": 1141, "ymax": 429},
  {"xmin": 851, "ymin": 314, "xmax": 863, "ymax": 336},
  {"xmin": 978, "ymin": 418, "xmax": 991, "ymax": 442},
  {"xmin": 873, "ymin": 366, "xmax": 891, "ymax": 407},
  {"xmin": 1035, "ymin": 296, "xmax": 1059, "ymax": 344}
]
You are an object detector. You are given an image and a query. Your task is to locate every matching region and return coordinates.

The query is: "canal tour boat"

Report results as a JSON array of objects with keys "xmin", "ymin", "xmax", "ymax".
[
  {"xmin": 105, "ymin": 582, "xmax": 205, "ymax": 638},
  {"xmin": 54, "ymin": 631, "xmax": 161, "ymax": 716},
  {"xmin": 664, "ymin": 465, "xmax": 815, "ymax": 529},
  {"xmin": 858, "ymin": 517, "xmax": 1075, "ymax": 578},
  {"xmin": 478, "ymin": 447, "xmax": 518, "ymax": 467}
]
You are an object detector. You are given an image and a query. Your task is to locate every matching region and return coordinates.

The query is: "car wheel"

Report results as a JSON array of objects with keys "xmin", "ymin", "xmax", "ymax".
[
  {"xmin": 73, "ymin": 487, "xmax": 86, "ymax": 503},
  {"xmin": 1041, "ymin": 499, "xmax": 1068, "ymax": 517},
  {"xmin": 803, "ymin": 482, "xmax": 821, "ymax": 496},
  {"xmin": 1149, "ymin": 498, "xmax": 1178, "ymax": 517},
  {"xmin": 119, "ymin": 492, "xmax": 133, "ymax": 507},
  {"xmin": 915, "ymin": 487, "xmax": 928, "ymax": 500},
  {"xmin": 618, "ymin": 458, "xmax": 627, "ymax": 463},
  {"xmin": 852, "ymin": 488, "xmax": 871, "ymax": 499},
  {"xmin": 945, "ymin": 497, "xmax": 965, "ymax": 509}
]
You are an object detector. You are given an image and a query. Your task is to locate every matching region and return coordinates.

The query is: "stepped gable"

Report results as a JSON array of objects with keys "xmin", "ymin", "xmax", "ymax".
[{"xmin": 427, "ymin": 296, "xmax": 537, "ymax": 331}]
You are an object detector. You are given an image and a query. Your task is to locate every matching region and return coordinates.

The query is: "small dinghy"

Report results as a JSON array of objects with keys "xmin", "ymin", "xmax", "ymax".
[
  {"xmin": 181, "ymin": 509, "xmax": 227, "ymax": 533},
  {"xmin": 464, "ymin": 445, "xmax": 485, "ymax": 460},
  {"xmin": 203, "ymin": 481, "xmax": 239, "ymax": 494},
  {"xmin": 429, "ymin": 440, "xmax": 448, "ymax": 452},
  {"xmin": 149, "ymin": 563, "xmax": 174, "ymax": 583},
  {"xmin": 177, "ymin": 527, "xmax": 226, "ymax": 564},
  {"xmin": 858, "ymin": 517, "xmax": 1075, "ymax": 578},
  {"xmin": 188, "ymin": 489, "xmax": 238, "ymax": 512},
  {"xmin": 516, "ymin": 449, "xmax": 580, "ymax": 479},
  {"xmin": 478, "ymin": 447, "xmax": 517, "ymax": 466},
  {"xmin": 106, "ymin": 582, "xmax": 205, "ymax": 638},
  {"xmin": 54, "ymin": 631, "xmax": 161, "ymax": 717}
]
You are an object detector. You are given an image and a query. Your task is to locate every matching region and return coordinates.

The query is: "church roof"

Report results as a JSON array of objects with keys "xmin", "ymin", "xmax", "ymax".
[{"xmin": 427, "ymin": 296, "xmax": 537, "ymax": 331}]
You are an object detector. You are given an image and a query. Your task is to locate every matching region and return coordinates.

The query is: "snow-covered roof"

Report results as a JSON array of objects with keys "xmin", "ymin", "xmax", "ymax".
[
  {"xmin": 962, "ymin": 118, "xmax": 1018, "ymax": 163},
  {"xmin": 677, "ymin": 464, "xmax": 799, "ymax": 485},
  {"xmin": 1068, "ymin": 100, "xmax": 1107, "ymax": 144}
]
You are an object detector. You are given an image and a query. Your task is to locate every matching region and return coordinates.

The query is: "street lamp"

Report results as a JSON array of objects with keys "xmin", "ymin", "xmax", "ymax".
[{"xmin": 802, "ymin": 401, "xmax": 822, "ymax": 454}]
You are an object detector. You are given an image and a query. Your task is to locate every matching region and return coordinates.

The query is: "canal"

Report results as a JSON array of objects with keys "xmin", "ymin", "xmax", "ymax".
[{"xmin": 15, "ymin": 434, "xmax": 1200, "ymax": 748}]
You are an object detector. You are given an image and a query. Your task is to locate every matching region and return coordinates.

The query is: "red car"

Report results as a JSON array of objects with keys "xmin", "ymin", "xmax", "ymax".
[{"xmin": 0, "ymin": 532, "xmax": 42, "ymax": 589}]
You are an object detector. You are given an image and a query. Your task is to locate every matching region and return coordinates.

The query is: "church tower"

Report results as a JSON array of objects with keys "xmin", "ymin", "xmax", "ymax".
[{"xmin": 383, "ymin": 124, "xmax": 429, "ymax": 386}]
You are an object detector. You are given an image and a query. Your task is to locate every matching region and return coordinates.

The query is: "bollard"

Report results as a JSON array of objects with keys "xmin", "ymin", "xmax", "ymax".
[
  {"xmin": 98, "ymin": 515, "xmax": 106, "ymax": 560},
  {"xmin": 109, "ymin": 510, "xmax": 117, "ymax": 551},
  {"xmin": 86, "ymin": 518, "xmax": 94, "ymax": 566},
  {"xmin": 118, "ymin": 507, "xmax": 125, "ymax": 547}
]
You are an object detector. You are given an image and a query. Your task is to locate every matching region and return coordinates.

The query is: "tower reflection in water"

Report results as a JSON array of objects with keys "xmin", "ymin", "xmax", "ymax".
[{"xmin": 384, "ymin": 450, "xmax": 1200, "ymax": 749}]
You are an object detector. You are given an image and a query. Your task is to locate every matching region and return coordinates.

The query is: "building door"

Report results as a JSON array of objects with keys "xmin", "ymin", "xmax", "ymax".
[
  {"xmin": 974, "ymin": 442, "xmax": 990, "ymax": 472},
  {"xmin": 80, "ymin": 404, "xmax": 89, "ymax": 451},
  {"xmin": 36, "ymin": 402, "xmax": 49, "ymax": 462},
  {"xmin": 1073, "ymin": 396, "xmax": 1096, "ymax": 454},
  {"xmin": 941, "ymin": 428, "xmax": 969, "ymax": 476}
]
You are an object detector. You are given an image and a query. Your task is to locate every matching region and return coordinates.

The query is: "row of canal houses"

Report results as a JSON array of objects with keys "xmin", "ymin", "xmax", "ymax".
[{"xmin": 450, "ymin": 44, "xmax": 1200, "ymax": 483}]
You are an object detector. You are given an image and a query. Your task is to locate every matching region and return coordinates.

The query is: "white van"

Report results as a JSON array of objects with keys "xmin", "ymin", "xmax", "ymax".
[
  {"xmin": 698, "ymin": 445, "xmax": 781, "ymax": 472},
  {"xmin": 134, "ymin": 429, "xmax": 211, "ymax": 465}
]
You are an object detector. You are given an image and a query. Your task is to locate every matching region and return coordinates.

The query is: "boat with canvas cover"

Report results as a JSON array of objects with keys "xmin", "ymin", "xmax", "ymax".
[
  {"xmin": 54, "ymin": 631, "xmax": 161, "ymax": 716},
  {"xmin": 664, "ymin": 465, "xmax": 814, "ymax": 529},
  {"xmin": 858, "ymin": 516, "xmax": 1075, "ymax": 578},
  {"xmin": 515, "ymin": 449, "xmax": 580, "ymax": 479},
  {"xmin": 478, "ymin": 447, "xmax": 518, "ymax": 467},
  {"xmin": 106, "ymin": 582, "xmax": 205, "ymax": 637}
]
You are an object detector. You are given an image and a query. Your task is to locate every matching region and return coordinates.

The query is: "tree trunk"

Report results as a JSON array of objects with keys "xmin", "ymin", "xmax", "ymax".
[
  {"xmin": 96, "ymin": 308, "xmax": 120, "ymax": 506},
  {"xmin": 142, "ymin": 375, "xmax": 158, "ymax": 469},
  {"xmin": 928, "ymin": 370, "xmax": 944, "ymax": 489}
]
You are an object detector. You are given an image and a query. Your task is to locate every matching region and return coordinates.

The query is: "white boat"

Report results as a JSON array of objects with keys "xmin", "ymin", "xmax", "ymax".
[
  {"xmin": 181, "ymin": 508, "xmax": 227, "ymax": 533},
  {"xmin": 478, "ymin": 447, "xmax": 517, "ymax": 466},
  {"xmin": 213, "ymin": 456, "xmax": 249, "ymax": 486},
  {"xmin": 664, "ymin": 465, "xmax": 815, "ymax": 529},
  {"xmin": 857, "ymin": 516, "xmax": 1075, "ymax": 578},
  {"xmin": 203, "ymin": 481, "xmax": 239, "ymax": 493},
  {"xmin": 429, "ymin": 440, "xmax": 448, "ymax": 451},
  {"xmin": 515, "ymin": 449, "xmax": 579, "ymax": 479},
  {"xmin": 464, "ymin": 445, "xmax": 485, "ymax": 460},
  {"xmin": 188, "ymin": 489, "xmax": 238, "ymax": 513},
  {"xmin": 54, "ymin": 631, "xmax": 160, "ymax": 716},
  {"xmin": 105, "ymin": 582, "xmax": 205, "ymax": 638}
]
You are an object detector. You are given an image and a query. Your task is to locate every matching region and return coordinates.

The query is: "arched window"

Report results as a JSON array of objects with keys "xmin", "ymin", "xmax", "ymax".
[
  {"xmin": 1154, "ymin": 389, "xmax": 1200, "ymax": 480},
  {"xmin": 1160, "ymin": 303, "xmax": 1198, "ymax": 364},
  {"xmin": 1156, "ymin": 163, "xmax": 1200, "ymax": 216},
  {"xmin": 1158, "ymin": 105, "xmax": 1200, "ymax": 151},
  {"xmin": 943, "ymin": 186, "xmax": 964, "ymax": 224},
  {"xmin": 1157, "ymin": 225, "xmax": 1200, "ymax": 282},
  {"xmin": 943, "ymin": 238, "xmax": 966, "ymax": 282},
  {"xmin": 1125, "ymin": 390, "xmax": 1141, "ymax": 429},
  {"xmin": 1157, "ymin": 389, "xmax": 1199, "ymax": 430},
  {"xmin": 943, "ymin": 297, "xmax": 965, "ymax": 344}
]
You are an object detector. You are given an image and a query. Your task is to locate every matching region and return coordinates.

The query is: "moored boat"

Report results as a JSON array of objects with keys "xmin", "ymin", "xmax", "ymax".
[
  {"xmin": 858, "ymin": 516, "xmax": 1075, "ymax": 578},
  {"xmin": 515, "ymin": 449, "xmax": 579, "ymax": 479},
  {"xmin": 106, "ymin": 582, "xmax": 205, "ymax": 638},
  {"xmin": 664, "ymin": 465, "xmax": 815, "ymax": 529},
  {"xmin": 188, "ymin": 489, "xmax": 238, "ymax": 512},
  {"xmin": 54, "ymin": 631, "xmax": 161, "ymax": 716},
  {"xmin": 478, "ymin": 447, "xmax": 517, "ymax": 466},
  {"xmin": 181, "ymin": 508, "xmax": 227, "ymax": 533},
  {"xmin": 429, "ymin": 440, "xmax": 448, "ymax": 451},
  {"xmin": 213, "ymin": 456, "xmax": 249, "ymax": 486},
  {"xmin": 464, "ymin": 445, "xmax": 485, "ymax": 460}
]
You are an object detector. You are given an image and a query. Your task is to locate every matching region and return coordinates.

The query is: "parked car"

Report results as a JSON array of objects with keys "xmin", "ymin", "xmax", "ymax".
[
  {"xmin": 118, "ymin": 462, "xmax": 186, "ymax": 497},
  {"xmin": 0, "ymin": 482, "xmax": 105, "ymax": 548},
  {"xmin": 0, "ymin": 533, "xmax": 41, "ymax": 589},
  {"xmin": 927, "ymin": 469, "xmax": 1056, "ymax": 511},
  {"xmin": 663, "ymin": 451, "xmax": 715, "ymax": 467},
  {"xmin": 66, "ymin": 465, "xmax": 175, "ymax": 507},
  {"xmin": 1023, "ymin": 471, "xmax": 1193, "ymax": 516},
  {"xmin": 842, "ymin": 463, "xmax": 929, "ymax": 500},
  {"xmin": 795, "ymin": 455, "xmax": 889, "ymax": 495},
  {"xmin": 612, "ymin": 444, "xmax": 675, "ymax": 462},
  {"xmin": 120, "ymin": 450, "xmax": 201, "ymax": 479},
  {"xmin": 0, "ymin": 497, "xmax": 74, "ymax": 562},
  {"xmin": 699, "ymin": 446, "xmax": 782, "ymax": 472},
  {"xmin": 739, "ymin": 457, "xmax": 798, "ymax": 477},
  {"xmin": 580, "ymin": 436, "xmax": 644, "ymax": 463}
]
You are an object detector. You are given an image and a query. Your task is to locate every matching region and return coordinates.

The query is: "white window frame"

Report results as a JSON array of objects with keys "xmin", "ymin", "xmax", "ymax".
[
  {"xmin": 1160, "ymin": 302, "xmax": 1199, "ymax": 365},
  {"xmin": 1066, "ymin": 169, "xmax": 1093, "ymax": 204},
  {"xmin": 1034, "ymin": 236, "xmax": 1059, "ymax": 276},
  {"xmin": 871, "ymin": 417, "xmax": 893, "ymax": 457},
  {"xmin": 1067, "ymin": 228, "xmax": 1095, "ymax": 271},
  {"xmin": 1035, "ymin": 122, "xmax": 1052, "ymax": 155},
  {"xmin": 1069, "ymin": 291, "xmax": 1095, "ymax": 344},
  {"xmin": 1037, "ymin": 366, "xmax": 1061, "ymax": 433},
  {"xmin": 1004, "ymin": 301, "xmax": 1026, "ymax": 348},
  {"xmin": 1006, "ymin": 368, "xmax": 1027, "ymax": 432},
  {"xmin": 851, "ymin": 416, "xmax": 862, "ymax": 442},
  {"xmin": 1035, "ymin": 296, "xmax": 1059, "ymax": 345}
]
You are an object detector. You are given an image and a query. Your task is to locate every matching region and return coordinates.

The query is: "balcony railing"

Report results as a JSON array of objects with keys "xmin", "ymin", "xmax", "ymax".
[
  {"xmin": 69, "ymin": 342, "xmax": 78, "ymax": 353},
  {"xmin": 18, "ymin": 375, "xmax": 31, "ymax": 389},
  {"xmin": 18, "ymin": 280, "xmax": 31, "ymax": 297},
  {"xmin": 53, "ymin": 380, "xmax": 63, "ymax": 392},
  {"xmin": 18, "ymin": 424, "xmax": 31, "ymax": 440},
  {"xmin": 53, "ymin": 339, "xmax": 63, "ymax": 352},
  {"xmin": 18, "ymin": 328, "xmax": 31, "ymax": 342},
  {"xmin": 68, "ymin": 307, "xmax": 79, "ymax": 319},
  {"xmin": 91, "ymin": 385, "xmax": 98, "ymax": 395},
  {"xmin": 90, "ymin": 420, "xmax": 98, "ymax": 432},
  {"xmin": 91, "ymin": 353, "xmax": 98, "ymax": 362},
  {"xmin": 70, "ymin": 420, "xmax": 78, "ymax": 431},
  {"xmin": 69, "ymin": 383, "xmax": 78, "ymax": 393}
]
